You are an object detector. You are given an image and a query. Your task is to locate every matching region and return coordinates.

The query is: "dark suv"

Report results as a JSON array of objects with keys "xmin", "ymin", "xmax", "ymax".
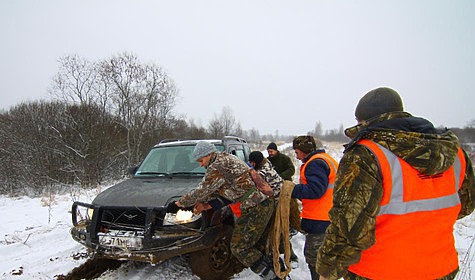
[{"xmin": 70, "ymin": 136, "xmax": 251, "ymax": 279}]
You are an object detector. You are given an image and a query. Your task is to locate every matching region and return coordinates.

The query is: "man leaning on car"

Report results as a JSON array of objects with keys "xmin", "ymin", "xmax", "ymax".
[{"xmin": 176, "ymin": 141, "xmax": 280, "ymax": 279}]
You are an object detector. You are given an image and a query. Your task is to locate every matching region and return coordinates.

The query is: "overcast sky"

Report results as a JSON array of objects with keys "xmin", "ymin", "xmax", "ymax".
[{"xmin": 1, "ymin": 1, "xmax": 474, "ymax": 135}]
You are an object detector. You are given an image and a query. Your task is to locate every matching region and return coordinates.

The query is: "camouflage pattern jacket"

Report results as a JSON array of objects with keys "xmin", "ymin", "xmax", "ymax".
[
  {"xmin": 317, "ymin": 112, "xmax": 475, "ymax": 280},
  {"xmin": 178, "ymin": 152, "xmax": 268, "ymax": 210},
  {"xmin": 258, "ymin": 158, "xmax": 284, "ymax": 198}
]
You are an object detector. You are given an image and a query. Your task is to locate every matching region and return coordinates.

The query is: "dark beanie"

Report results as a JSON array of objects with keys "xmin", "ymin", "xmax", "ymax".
[
  {"xmin": 267, "ymin": 142, "xmax": 278, "ymax": 151},
  {"xmin": 292, "ymin": 136, "xmax": 316, "ymax": 154},
  {"xmin": 355, "ymin": 87, "xmax": 404, "ymax": 121}
]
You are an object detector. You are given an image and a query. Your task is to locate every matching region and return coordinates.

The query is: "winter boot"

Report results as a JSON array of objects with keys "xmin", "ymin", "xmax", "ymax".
[{"xmin": 251, "ymin": 257, "xmax": 279, "ymax": 280}]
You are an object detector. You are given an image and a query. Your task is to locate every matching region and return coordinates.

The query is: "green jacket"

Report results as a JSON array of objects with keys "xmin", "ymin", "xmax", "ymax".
[
  {"xmin": 316, "ymin": 112, "xmax": 475, "ymax": 280},
  {"xmin": 268, "ymin": 151, "xmax": 295, "ymax": 181}
]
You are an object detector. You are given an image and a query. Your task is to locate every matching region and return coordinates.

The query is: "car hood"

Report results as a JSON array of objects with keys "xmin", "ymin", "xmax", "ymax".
[{"xmin": 92, "ymin": 176, "xmax": 202, "ymax": 207}]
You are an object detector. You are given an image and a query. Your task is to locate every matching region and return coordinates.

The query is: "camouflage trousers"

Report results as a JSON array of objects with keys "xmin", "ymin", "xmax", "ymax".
[
  {"xmin": 230, "ymin": 198, "xmax": 274, "ymax": 267},
  {"xmin": 304, "ymin": 233, "xmax": 325, "ymax": 272}
]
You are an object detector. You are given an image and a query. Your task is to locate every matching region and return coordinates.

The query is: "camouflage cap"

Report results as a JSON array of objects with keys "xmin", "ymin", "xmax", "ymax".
[{"xmin": 292, "ymin": 135, "xmax": 317, "ymax": 154}]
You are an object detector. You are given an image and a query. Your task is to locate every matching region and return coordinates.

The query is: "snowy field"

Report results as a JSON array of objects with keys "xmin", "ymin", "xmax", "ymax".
[{"xmin": 0, "ymin": 142, "xmax": 474, "ymax": 280}]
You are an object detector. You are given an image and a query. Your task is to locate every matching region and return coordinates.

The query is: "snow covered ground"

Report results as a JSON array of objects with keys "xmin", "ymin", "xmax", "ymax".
[
  {"xmin": 0, "ymin": 142, "xmax": 474, "ymax": 279},
  {"xmin": 0, "ymin": 186, "xmax": 317, "ymax": 280}
]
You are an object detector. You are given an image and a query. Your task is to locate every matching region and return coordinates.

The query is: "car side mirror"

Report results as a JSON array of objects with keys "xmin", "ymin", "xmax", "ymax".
[{"xmin": 128, "ymin": 166, "xmax": 138, "ymax": 176}]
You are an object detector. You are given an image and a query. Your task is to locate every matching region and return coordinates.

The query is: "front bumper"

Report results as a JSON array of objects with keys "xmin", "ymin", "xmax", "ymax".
[{"xmin": 70, "ymin": 201, "xmax": 229, "ymax": 263}]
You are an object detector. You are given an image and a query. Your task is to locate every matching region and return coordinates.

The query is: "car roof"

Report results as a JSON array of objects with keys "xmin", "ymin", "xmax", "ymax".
[
  {"xmin": 154, "ymin": 136, "xmax": 248, "ymax": 148},
  {"xmin": 155, "ymin": 139, "xmax": 222, "ymax": 148}
]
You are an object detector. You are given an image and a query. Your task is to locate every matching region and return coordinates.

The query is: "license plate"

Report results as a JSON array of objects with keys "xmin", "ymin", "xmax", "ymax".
[{"xmin": 99, "ymin": 234, "xmax": 142, "ymax": 249}]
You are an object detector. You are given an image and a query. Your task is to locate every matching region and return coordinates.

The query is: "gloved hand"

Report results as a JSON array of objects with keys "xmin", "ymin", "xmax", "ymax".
[
  {"xmin": 193, "ymin": 202, "xmax": 212, "ymax": 214},
  {"xmin": 166, "ymin": 201, "xmax": 181, "ymax": 213}
]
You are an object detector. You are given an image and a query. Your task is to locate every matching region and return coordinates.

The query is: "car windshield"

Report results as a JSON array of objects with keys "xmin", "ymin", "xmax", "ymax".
[{"xmin": 135, "ymin": 144, "xmax": 224, "ymax": 177}]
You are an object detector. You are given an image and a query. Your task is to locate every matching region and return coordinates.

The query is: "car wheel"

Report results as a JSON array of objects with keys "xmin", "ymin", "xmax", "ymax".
[{"xmin": 190, "ymin": 225, "xmax": 244, "ymax": 280}]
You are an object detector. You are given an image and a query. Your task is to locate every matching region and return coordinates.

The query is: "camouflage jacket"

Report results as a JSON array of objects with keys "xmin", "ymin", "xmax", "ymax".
[
  {"xmin": 317, "ymin": 112, "xmax": 475, "ymax": 280},
  {"xmin": 258, "ymin": 158, "xmax": 284, "ymax": 197},
  {"xmin": 178, "ymin": 152, "xmax": 268, "ymax": 210}
]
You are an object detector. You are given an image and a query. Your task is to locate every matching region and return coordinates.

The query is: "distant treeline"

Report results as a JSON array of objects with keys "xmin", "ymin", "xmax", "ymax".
[{"xmin": 2, "ymin": 97, "xmax": 472, "ymax": 197}]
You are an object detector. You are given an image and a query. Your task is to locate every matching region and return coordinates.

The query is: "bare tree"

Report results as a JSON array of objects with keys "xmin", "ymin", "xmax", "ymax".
[
  {"xmin": 208, "ymin": 106, "xmax": 241, "ymax": 138},
  {"xmin": 186, "ymin": 119, "xmax": 209, "ymax": 139},
  {"xmin": 247, "ymin": 128, "xmax": 261, "ymax": 143},
  {"xmin": 468, "ymin": 119, "xmax": 475, "ymax": 128},
  {"xmin": 314, "ymin": 121, "xmax": 323, "ymax": 138},
  {"xmin": 100, "ymin": 52, "xmax": 178, "ymax": 165},
  {"xmin": 50, "ymin": 55, "xmax": 97, "ymax": 106},
  {"xmin": 208, "ymin": 114, "xmax": 225, "ymax": 138},
  {"xmin": 0, "ymin": 101, "xmax": 71, "ymax": 194},
  {"xmin": 221, "ymin": 106, "xmax": 237, "ymax": 135},
  {"xmin": 48, "ymin": 52, "xmax": 179, "ymax": 180}
]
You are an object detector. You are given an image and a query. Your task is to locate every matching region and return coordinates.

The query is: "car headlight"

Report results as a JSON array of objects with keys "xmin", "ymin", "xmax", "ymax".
[
  {"xmin": 87, "ymin": 208, "xmax": 94, "ymax": 220},
  {"xmin": 74, "ymin": 204, "xmax": 95, "ymax": 227},
  {"xmin": 163, "ymin": 210, "xmax": 201, "ymax": 225}
]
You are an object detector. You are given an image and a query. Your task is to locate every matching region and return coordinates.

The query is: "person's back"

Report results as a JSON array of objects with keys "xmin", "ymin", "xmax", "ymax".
[
  {"xmin": 317, "ymin": 87, "xmax": 475, "ymax": 280},
  {"xmin": 250, "ymin": 151, "xmax": 283, "ymax": 197}
]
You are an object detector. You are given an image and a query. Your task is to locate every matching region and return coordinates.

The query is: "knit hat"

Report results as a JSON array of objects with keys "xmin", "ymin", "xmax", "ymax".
[
  {"xmin": 355, "ymin": 87, "xmax": 404, "ymax": 121},
  {"xmin": 267, "ymin": 142, "xmax": 278, "ymax": 151},
  {"xmin": 292, "ymin": 136, "xmax": 316, "ymax": 154},
  {"xmin": 192, "ymin": 141, "xmax": 217, "ymax": 161}
]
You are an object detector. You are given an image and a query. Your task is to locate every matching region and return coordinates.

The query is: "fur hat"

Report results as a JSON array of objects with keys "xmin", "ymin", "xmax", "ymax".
[
  {"xmin": 355, "ymin": 87, "xmax": 404, "ymax": 121},
  {"xmin": 192, "ymin": 141, "xmax": 217, "ymax": 160},
  {"xmin": 292, "ymin": 136, "xmax": 317, "ymax": 154},
  {"xmin": 267, "ymin": 142, "xmax": 278, "ymax": 151}
]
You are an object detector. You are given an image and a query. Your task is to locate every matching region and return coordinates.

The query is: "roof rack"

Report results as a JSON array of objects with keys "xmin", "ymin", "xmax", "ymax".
[
  {"xmin": 223, "ymin": 136, "xmax": 247, "ymax": 143},
  {"xmin": 159, "ymin": 139, "xmax": 182, "ymax": 144}
]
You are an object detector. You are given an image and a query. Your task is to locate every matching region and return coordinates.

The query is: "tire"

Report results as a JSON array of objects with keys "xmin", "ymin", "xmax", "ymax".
[{"xmin": 190, "ymin": 226, "xmax": 244, "ymax": 280}]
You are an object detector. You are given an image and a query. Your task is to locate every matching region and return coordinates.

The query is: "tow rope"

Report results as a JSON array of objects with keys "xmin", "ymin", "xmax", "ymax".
[{"xmin": 269, "ymin": 180, "xmax": 302, "ymax": 279}]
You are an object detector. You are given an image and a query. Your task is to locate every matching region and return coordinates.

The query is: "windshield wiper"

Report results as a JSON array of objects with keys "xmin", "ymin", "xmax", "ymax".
[
  {"xmin": 135, "ymin": 172, "xmax": 169, "ymax": 176},
  {"xmin": 169, "ymin": 171, "xmax": 205, "ymax": 176}
]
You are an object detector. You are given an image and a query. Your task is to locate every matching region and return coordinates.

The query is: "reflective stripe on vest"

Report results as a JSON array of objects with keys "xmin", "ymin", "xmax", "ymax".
[
  {"xmin": 300, "ymin": 152, "xmax": 338, "ymax": 221},
  {"xmin": 376, "ymin": 142, "xmax": 462, "ymax": 215},
  {"xmin": 348, "ymin": 139, "xmax": 465, "ymax": 280}
]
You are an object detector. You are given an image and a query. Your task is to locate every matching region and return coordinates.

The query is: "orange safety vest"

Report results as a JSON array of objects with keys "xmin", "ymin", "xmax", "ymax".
[
  {"xmin": 348, "ymin": 139, "xmax": 465, "ymax": 280},
  {"xmin": 300, "ymin": 152, "xmax": 338, "ymax": 221}
]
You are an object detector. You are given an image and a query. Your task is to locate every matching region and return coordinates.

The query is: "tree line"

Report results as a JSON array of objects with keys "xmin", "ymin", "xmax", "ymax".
[{"xmin": 1, "ymin": 53, "xmax": 473, "ymax": 196}]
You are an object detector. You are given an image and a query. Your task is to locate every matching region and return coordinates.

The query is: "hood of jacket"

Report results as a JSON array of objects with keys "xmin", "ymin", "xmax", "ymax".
[{"xmin": 344, "ymin": 111, "xmax": 460, "ymax": 176}]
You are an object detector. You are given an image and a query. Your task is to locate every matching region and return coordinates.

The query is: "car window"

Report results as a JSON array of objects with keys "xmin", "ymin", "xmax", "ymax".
[
  {"xmin": 133, "ymin": 142, "xmax": 242, "ymax": 177},
  {"xmin": 243, "ymin": 145, "xmax": 251, "ymax": 161},
  {"xmin": 135, "ymin": 145, "xmax": 205, "ymax": 176},
  {"xmin": 227, "ymin": 145, "xmax": 247, "ymax": 162},
  {"xmin": 234, "ymin": 149, "xmax": 246, "ymax": 161}
]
